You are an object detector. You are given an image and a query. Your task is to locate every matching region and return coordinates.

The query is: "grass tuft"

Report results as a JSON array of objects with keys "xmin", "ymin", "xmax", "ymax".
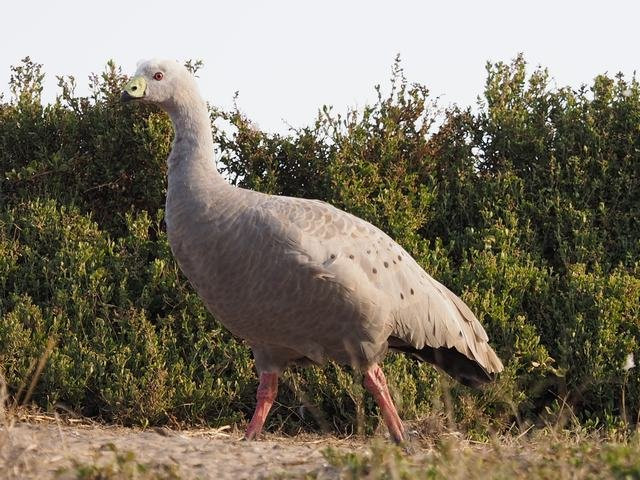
[
  {"xmin": 316, "ymin": 432, "xmax": 640, "ymax": 480},
  {"xmin": 56, "ymin": 443, "xmax": 182, "ymax": 480}
]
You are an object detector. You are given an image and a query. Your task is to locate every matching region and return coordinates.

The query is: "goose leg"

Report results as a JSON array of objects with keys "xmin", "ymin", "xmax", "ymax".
[
  {"xmin": 244, "ymin": 371, "xmax": 279, "ymax": 440},
  {"xmin": 363, "ymin": 364, "xmax": 406, "ymax": 444}
]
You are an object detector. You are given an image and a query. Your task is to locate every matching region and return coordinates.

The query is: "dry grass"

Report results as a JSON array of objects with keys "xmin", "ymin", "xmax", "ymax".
[
  {"xmin": 1, "ymin": 368, "xmax": 639, "ymax": 479},
  {"xmin": 317, "ymin": 429, "xmax": 640, "ymax": 480},
  {"xmin": 1, "ymin": 408, "xmax": 639, "ymax": 479}
]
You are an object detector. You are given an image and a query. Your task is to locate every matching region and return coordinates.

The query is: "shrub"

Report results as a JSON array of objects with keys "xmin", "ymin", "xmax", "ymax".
[{"xmin": 0, "ymin": 55, "xmax": 638, "ymax": 433}]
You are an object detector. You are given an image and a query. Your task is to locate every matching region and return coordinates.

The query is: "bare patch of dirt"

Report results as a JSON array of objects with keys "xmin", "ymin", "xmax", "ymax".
[
  {"xmin": 5, "ymin": 414, "xmax": 636, "ymax": 479},
  {"xmin": 0, "ymin": 418, "xmax": 365, "ymax": 479}
]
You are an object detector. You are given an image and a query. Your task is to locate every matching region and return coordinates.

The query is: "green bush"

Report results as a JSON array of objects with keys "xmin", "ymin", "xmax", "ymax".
[{"xmin": 0, "ymin": 55, "xmax": 638, "ymax": 433}]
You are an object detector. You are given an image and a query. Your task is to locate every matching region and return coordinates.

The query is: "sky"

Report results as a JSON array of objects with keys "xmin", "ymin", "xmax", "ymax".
[{"xmin": 1, "ymin": 0, "xmax": 638, "ymax": 134}]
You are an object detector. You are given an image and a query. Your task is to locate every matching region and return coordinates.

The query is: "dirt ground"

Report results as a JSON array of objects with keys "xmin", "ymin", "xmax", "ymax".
[
  {"xmin": 4, "ymin": 416, "xmax": 639, "ymax": 480},
  {"xmin": 0, "ymin": 417, "xmax": 367, "ymax": 479}
]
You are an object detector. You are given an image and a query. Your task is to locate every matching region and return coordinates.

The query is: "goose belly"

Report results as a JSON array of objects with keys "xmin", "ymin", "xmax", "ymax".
[{"xmin": 167, "ymin": 224, "xmax": 389, "ymax": 366}]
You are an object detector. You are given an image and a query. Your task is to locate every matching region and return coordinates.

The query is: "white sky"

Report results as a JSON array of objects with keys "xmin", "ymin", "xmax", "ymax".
[{"xmin": 1, "ymin": 0, "xmax": 638, "ymax": 133}]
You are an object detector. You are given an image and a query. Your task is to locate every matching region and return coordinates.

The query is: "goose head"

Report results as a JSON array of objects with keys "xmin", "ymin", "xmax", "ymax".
[{"xmin": 121, "ymin": 58, "xmax": 196, "ymax": 108}]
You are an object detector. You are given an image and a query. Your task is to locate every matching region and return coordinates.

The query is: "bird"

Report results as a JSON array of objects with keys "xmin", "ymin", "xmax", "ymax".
[{"xmin": 122, "ymin": 59, "xmax": 504, "ymax": 444}]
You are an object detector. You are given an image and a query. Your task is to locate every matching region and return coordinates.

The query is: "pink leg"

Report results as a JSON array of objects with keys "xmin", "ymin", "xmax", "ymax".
[
  {"xmin": 244, "ymin": 372, "xmax": 278, "ymax": 440},
  {"xmin": 363, "ymin": 364, "xmax": 406, "ymax": 444}
]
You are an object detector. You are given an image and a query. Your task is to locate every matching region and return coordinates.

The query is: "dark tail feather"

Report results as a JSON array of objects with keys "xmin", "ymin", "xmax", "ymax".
[{"xmin": 389, "ymin": 339, "xmax": 494, "ymax": 389}]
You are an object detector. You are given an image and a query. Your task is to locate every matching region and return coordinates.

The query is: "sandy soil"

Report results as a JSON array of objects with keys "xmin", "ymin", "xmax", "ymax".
[
  {"xmin": 3, "ymin": 415, "xmax": 635, "ymax": 480},
  {"xmin": 0, "ymin": 418, "xmax": 367, "ymax": 479}
]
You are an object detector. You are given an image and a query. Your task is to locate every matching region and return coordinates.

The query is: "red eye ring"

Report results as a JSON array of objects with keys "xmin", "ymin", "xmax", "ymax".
[{"xmin": 153, "ymin": 72, "xmax": 164, "ymax": 81}]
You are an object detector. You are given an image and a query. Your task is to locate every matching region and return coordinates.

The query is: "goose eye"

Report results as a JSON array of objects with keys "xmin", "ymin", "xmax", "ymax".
[{"xmin": 153, "ymin": 72, "xmax": 164, "ymax": 81}]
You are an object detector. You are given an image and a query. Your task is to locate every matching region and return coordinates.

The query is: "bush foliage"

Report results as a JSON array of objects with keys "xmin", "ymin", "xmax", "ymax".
[{"xmin": 0, "ymin": 55, "xmax": 638, "ymax": 434}]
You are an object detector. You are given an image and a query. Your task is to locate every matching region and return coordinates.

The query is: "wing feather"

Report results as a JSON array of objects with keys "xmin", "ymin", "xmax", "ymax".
[{"xmin": 251, "ymin": 195, "xmax": 503, "ymax": 375}]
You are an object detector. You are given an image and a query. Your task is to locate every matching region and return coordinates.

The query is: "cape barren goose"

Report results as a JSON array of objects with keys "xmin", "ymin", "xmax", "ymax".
[{"xmin": 122, "ymin": 59, "xmax": 503, "ymax": 443}]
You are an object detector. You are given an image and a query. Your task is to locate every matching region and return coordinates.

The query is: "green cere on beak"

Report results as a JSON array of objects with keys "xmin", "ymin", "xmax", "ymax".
[{"xmin": 121, "ymin": 76, "xmax": 146, "ymax": 102}]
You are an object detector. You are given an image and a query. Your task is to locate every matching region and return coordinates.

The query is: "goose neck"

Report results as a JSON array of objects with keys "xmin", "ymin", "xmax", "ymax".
[{"xmin": 165, "ymin": 95, "xmax": 225, "ymax": 186}]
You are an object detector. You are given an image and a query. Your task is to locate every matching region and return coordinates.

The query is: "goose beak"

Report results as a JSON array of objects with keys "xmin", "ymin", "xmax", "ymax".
[{"xmin": 121, "ymin": 76, "xmax": 146, "ymax": 102}]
